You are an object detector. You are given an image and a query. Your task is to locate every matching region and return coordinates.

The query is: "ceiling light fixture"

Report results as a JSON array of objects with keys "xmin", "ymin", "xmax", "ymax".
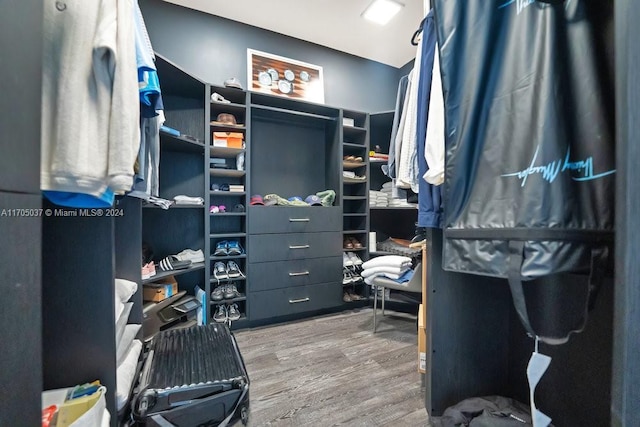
[{"xmin": 362, "ymin": 0, "xmax": 404, "ymax": 26}]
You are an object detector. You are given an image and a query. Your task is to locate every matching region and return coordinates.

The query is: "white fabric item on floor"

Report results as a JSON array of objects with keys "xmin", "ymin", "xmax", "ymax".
[
  {"xmin": 116, "ymin": 339, "xmax": 142, "ymax": 411},
  {"xmin": 362, "ymin": 255, "xmax": 412, "ymax": 270}
]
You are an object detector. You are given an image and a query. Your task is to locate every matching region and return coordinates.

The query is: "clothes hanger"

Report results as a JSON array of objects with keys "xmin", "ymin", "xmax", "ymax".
[{"xmin": 411, "ymin": 17, "xmax": 427, "ymax": 46}]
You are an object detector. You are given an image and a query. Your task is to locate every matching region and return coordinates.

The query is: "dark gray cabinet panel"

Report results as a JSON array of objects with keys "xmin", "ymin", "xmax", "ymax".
[
  {"xmin": 248, "ymin": 206, "xmax": 341, "ymax": 234},
  {"xmin": 249, "ymin": 232, "xmax": 342, "ymax": 263},
  {"xmin": 247, "ymin": 256, "xmax": 342, "ymax": 291},
  {"xmin": 0, "ymin": 193, "xmax": 41, "ymax": 427},
  {"xmin": 249, "ymin": 282, "xmax": 342, "ymax": 320}
]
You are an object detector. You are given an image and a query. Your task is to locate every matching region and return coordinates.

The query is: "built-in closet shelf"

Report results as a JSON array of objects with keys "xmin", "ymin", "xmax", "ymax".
[
  {"xmin": 370, "ymin": 206, "xmax": 417, "ymax": 210},
  {"xmin": 343, "ymin": 196, "xmax": 367, "ymax": 200},
  {"xmin": 210, "ymin": 102, "xmax": 247, "ymax": 116},
  {"xmin": 343, "ymin": 125, "xmax": 367, "ymax": 136},
  {"xmin": 210, "ymin": 147, "xmax": 245, "ymax": 158},
  {"xmin": 209, "ymin": 295, "xmax": 247, "ymax": 304},
  {"xmin": 343, "ymin": 177, "xmax": 368, "ymax": 184},
  {"xmin": 343, "ymin": 161, "xmax": 367, "ymax": 170},
  {"xmin": 209, "ymin": 232, "xmax": 246, "ymax": 238},
  {"xmin": 343, "ymin": 229, "xmax": 368, "ymax": 234},
  {"xmin": 209, "ymin": 169, "xmax": 246, "ymax": 178},
  {"xmin": 369, "ymin": 250, "xmax": 395, "ymax": 256},
  {"xmin": 343, "ymin": 142, "xmax": 368, "ymax": 149},
  {"xmin": 369, "ymin": 158, "xmax": 388, "ymax": 163},
  {"xmin": 210, "ymin": 277, "xmax": 246, "ymax": 284},
  {"xmin": 210, "ymin": 212, "xmax": 246, "ymax": 217},
  {"xmin": 210, "ymin": 254, "xmax": 247, "ymax": 261},
  {"xmin": 343, "ymin": 247, "xmax": 367, "ymax": 252},
  {"xmin": 159, "ymin": 132, "xmax": 205, "ymax": 153},
  {"xmin": 143, "ymin": 204, "xmax": 204, "ymax": 209},
  {"xmin": 141, "ymin": 262, "xmax": 206, "ymax": 285},
  {"xmin": 209, "ymin": 123, "xmax": 247, "ymax": 132},
  {"xmin": 343, "ymin": 213, "xmax": 367, "ymax": 217},
  {"xmin": 210, "ymin": 191, "xmax": 246, "ymax": 197},
  {"xmin": 252, "ymin": 104, "xmax": 336, "ymax": 122}
]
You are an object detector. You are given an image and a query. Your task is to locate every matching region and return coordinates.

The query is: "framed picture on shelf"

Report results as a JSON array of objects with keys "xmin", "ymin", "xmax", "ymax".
[{"xmin": 247, "ymin": 48, "xmax": 325, "ymax": 103}]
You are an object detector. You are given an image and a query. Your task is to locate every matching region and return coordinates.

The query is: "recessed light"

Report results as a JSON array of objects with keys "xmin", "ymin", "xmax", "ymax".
[{"xmin": 362, "ymin": 0, "xmax": 404, "ymax": 26}]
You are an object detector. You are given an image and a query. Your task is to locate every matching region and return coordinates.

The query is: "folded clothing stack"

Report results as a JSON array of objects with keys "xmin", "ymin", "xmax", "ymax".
[
  {"xmin": 380, "ymin": 182, "xmax": 416, "ymax": 208},
  {"xmin": 173, "ymin": 195, "xmax": 204, "ymax": 205},
  {"xmin": 361, "ymin": 255, "xmax": 414, "ymax": 285},
  {"xmin": 369, "ymin": 190, "xmax": 389, "ymax": 207},
  {"xmin": 114, "ymin": 278, "xmax": 142, "ymax": 411}
]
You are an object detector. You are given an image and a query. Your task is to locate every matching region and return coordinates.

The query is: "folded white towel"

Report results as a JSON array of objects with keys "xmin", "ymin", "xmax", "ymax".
[
  {"xmin": 361, "ymin": 266, "xmax": 408, "ymax": 279},
  {"xmin": 362, "ymin": 255, "xmax": 412, "ymax": 270},
  {"xmin": 115, "ymin": 278, "xmax": 137, "ymax": 303},
  {"xmin": 173, "ymin": 195, "xmax": 204, "ymax": 205},
  {"xmin": 116, "ymin": 324, "xmax": 141, "ymax": 366}
]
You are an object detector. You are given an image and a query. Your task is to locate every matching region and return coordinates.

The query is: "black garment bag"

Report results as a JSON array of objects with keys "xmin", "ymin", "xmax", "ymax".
[{"xmin": 434, "ymin": 0, "xmax": 615, "ymax": 344}]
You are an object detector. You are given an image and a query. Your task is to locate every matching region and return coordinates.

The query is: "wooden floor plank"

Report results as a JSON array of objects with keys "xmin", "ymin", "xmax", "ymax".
[{"xmin": 234, "ymin": 309, "xmax": 429, "ymax": 426}]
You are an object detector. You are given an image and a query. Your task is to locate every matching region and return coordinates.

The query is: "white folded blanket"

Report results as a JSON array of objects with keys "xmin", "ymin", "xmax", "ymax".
[
  {"xmin": 361, "ymin": 265, "xmax": 409, "ymax": 279},
  {"xmin": 116, "ymin": 339, "xmax": 142, "ymax": 411},
  {"xmin": 116, "ymin": 324, "xmax": 141, "ymax": 366},
  {"xmin": 362, "ymin": 255, "xmax": 412, "ymax": 270}
]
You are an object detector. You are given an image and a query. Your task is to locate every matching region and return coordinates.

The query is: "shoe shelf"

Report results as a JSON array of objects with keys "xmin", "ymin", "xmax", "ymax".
[
  {"xmin": 343, "ymin": 247, "xmax": 367, "ymax": 252},
  {"xmin": 343, "ymin": 177, "xmax": 367, "ymax": 184},
  {"xmin": 209, "ymin": 254, "xmax": 247, "ymax": 261},
  {"xmin": 210, "ymin": 146, "xmax": 245, "ymax": 158},
  {"xmin": 209, "ymin": 232, "xmax": 246, "ymax": 238},
  {"xmin": 210, "ymin": 277, "xmax": 246, "ymax": 283},
  {"xmin": 143, "ymin": 204, "xmax": 205, "ymax": 209},
  {"xmin": 209, "ymin": 122, "xmax": 247, "ymax": 132},
  {"xmin": 343, "ymin": 195, "xmax": 367, "ymax": 200},
  {"xmin": 141, "ymin": 262, "xmax": 206, "ymax": 285},
  {"xmin": 210, "ymin": 101, "xmax": 246, "ymax": 116},
  {"xmin": 343, "ymin": 229, "xmax": 368, "ymax": 234},
  {"xmin": 159, "ymin": 132, "xmax": 205, "ymax": 153},
  {"xmin": 343, "ymin": 142, "xmax": 368, "ymax": 149},
  {"xmin": 209, "ymin": 169, "xmax": 246, "ymax": 178},
  {"xmin": 210, "ymin": 294, "xmax": 247, "ymax": 304},
  {"xmin": 209, "ymin": 212, "xmax": 246, "ymax": 217},
  {"xmin": 343, "ymin": 161, "xmax": 366, "ymax": 170},
  {"xmin": 210, "ymin": 191, "xmax": 246, "ymax": 196}
]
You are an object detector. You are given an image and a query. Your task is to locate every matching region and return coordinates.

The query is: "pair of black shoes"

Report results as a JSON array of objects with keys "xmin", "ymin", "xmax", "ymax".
[{"xmin": 410, "ymin": 225, "xmax": 427, "ymax": 247}]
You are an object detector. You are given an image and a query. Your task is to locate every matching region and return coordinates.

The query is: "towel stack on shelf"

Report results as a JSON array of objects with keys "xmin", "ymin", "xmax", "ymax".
[
  {"xmin": 360, "ymin": 255, "xmax": 414, "ymax": 285},
  {"xmin": 369, "ymin": 190, "xmax": 389, "ymax": 207}
]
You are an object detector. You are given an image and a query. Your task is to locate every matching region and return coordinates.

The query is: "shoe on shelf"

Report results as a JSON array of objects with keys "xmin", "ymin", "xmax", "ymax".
[
  {"xmin": 348, "ymin": 290, "xmax": 363, "ymax": 301},
  {"xmin": 158, "ymin": 256, "xmax": 192, "ymax": 272},
  {"xmin": 343, "ymin": 291, "xmax": 353, "ymax": 303},
  {"xmin": 213, "ymin": 304, "xmax": 227, "ymax": 323},
  {"xmin": 410, "ymin": 225, "xmax": 427, "ymax": 247},
  {"xmin": 141, "ymin": 262, "xmax": 156, "ymax": 279},
  {"xmin": 223, "ymin": 284, "xmax": 240, "ymax": 299},
  {"xmin": 343, "ymin": 268, "xmax": 353, "ymax": 285},
  {"xmin": 343, "ymin": 252, "xmax": 354, "ymax": 267},
  {"xmin": 350, "ymin": 270, "xmax": 363, "ymax": 284},
  {"xmin": 213, "ymin": 262, "xmax": 228, "ymax": 280},
  {"xmin": 227, "ymin": 261, "xmax": 243, "ymax": 278},
  {"xmin": 175, "ymin": 249, "xmax": 204, "ymax": 264},
  {"xmin": 227, "ymin": 240, "xmax": 244, "ymax": 256},
  {"xmin": 347, "ymin": 252, "xmax": 363, "ymax": 266},
  {"xmin": 228, "ymin": 303, "xmax": 241, "ymax": 321},
  {"xmin": 211, "ymin": 286, "xmax": 224, "ymax": 301},
  {"xmin": 214, "ymin": 241, "xmax": 228, "ymax": 256}
]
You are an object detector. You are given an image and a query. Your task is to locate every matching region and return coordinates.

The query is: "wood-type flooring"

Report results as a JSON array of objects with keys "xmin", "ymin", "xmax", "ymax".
[{"xmin": 234, "ymin": 308, "xmax": 430, "ymax": 426}]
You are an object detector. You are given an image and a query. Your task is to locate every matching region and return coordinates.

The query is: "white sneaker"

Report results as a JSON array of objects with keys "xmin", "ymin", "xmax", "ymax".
[
  {"xmin": 347, "ymin": 252, "xmax": 363, "ymax": 266},
  {"xmin": 175, "ymin": 249, "xmax": 205, "ymax": 263},
  {"xmin": 211, "ymin": 92, "xmax": 230, "ymax": 103},
  {"xmin": 343, "ymin": 252, "xmax": 354, "ymax": 267}
]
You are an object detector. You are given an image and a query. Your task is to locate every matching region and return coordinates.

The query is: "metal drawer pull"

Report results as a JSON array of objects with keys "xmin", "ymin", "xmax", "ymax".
[
  {"xmin": 289, "ymin": 244, "xmax": 310, "ymax": 249},
  {"xmin": 289, "ymin": 297, "xmax": 310, "ymax": 304},
  {"xmin": 289, "ymin": 271, "xmax": 310, "ymax": 276},
  {"xmin": 289, "ymin": 218, "xmax": 310, "ymax": 222}
]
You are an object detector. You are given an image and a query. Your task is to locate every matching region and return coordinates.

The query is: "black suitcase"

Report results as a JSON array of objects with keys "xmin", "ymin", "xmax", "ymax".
[{"xmin": 133, "ymin": 324, "xmax": 250, "ymax": 426}]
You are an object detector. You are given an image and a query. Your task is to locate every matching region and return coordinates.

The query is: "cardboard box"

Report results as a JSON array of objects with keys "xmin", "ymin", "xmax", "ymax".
[
  {"xmin": 418, "ymin": 303, "xmax": 426, "ymax": 373},
  {"xmin": 213, "ymin": 131, "xmax": 243, "ymax": 148},
  {"xmin": 143, "ymin": 276, "xmax": 178, "ymax": 302}
]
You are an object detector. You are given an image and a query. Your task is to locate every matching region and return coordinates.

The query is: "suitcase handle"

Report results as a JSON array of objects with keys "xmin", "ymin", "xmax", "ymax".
[
  {"xmin": 289, "ymin": 244, "xmax": 310, "ymax": 249},
  {"xmin": 289, "ymin": 297, "xmax": 310, "ymax": 304},
  {"xmin": 289, "ymin": 218, "xmax": 310, "ymax": 222},
  {"xmin": 289, "ymin": 271, "xmax": 310, "ymax": 276}
]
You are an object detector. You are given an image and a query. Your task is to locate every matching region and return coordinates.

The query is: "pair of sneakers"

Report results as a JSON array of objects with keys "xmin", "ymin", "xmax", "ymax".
[
  {"xmin": 211, "ymin": 283, "xmax": 240, "ymax": 301},
  {"xmin": 343, "ymin": 252, "xmax": 363, "ymax": 267},
  {"xmin": 214, "ymin": 241, "xmax": 244, "ymax": 256},
  {"xmin": 213, "ymin": 303, "xmax": 241, "ymax": 323},
  {"xmin": 213, "ymin": 261, "xmax": 243, "ymax": 280},
  {"xmin": 343, "ymin": 267, "xmax": 363, "ymax": 285},
  {"xmin": 141, "ymin": 262, "xmax": 156, "ymax": 279}
]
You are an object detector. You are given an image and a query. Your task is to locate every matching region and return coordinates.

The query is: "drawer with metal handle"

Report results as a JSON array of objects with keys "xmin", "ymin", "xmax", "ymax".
[
  {"xmin": 248, "ymin": 282, "xmax": 342, "ymax": 320},
  {"xmin": 247, "ymin": 257, "xmax": 342, "ymax": 291},
  {"xmin": 248, "ymin": 206, "xmax": 342, "ymax": 234},
  {"xmin": 248, "ymin": 232, "xmax": 342, "ymax": 263}
]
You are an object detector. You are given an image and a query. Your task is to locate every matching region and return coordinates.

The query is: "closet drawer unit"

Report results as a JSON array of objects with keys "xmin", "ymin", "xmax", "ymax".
[
  {"xmin": 248, "ymin": 232, "xmax": 342, "ymax": 263},
  {"xmin": 249, "ymin": 282, "xmax": 342, "ymax": 320},
  {"xmin": 248, "ymin": 206, "xmax": 342, "ymax": 234},
  {"xmin": 247, "ymin": 256, "xmax": 342, "ymax": 292}
]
